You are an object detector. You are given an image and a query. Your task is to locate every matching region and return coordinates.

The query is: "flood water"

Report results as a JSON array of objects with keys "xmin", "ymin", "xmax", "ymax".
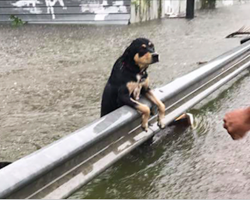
[
  {"xmin": 70, "ymin": 72, "xmax": 250, "ymax": 199},
  {"xmin": 0, "ymin": 3, "xmax": 250, "ymax": 198}
]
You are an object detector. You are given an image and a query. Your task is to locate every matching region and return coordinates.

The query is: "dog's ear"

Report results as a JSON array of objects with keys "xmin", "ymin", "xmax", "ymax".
[
  {"xmin": 122, "ymin": 43, "xmax": 136, "ymax": 65},
  {"xmin": 121, "ymin": 45, "xmax": 134, "ymax": 64}
]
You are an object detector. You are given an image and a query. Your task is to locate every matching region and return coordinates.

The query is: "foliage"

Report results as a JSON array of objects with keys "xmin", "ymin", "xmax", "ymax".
[
  {"xmin": 132, "ymin": 0, "xmax": 150, "ymax": 14},
  {"xmin": 9, "ymin": 15, "xmax": 26, "ymax": 27},
  {"xmin": 201, "ymin": 0, "xmax": 216, "ymax": 9}
]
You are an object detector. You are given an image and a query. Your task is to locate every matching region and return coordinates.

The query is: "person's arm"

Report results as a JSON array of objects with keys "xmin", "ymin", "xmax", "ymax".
[{"xmin": 223, "ymin": 107, "xmax": 250, "ymax": 140}]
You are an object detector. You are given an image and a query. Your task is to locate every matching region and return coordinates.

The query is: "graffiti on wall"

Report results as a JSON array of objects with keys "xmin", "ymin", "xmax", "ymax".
[
  {"xmin": 12, "ymin": 0, "xmax": 67, "ymax": 18},
  {"xmin": 80, "ymin": 0, "xmax": 128, "ymax": 20},
  {"xmin": 45, "ymin": 0, "xmax": 67, "ymax": 19},
  {"xmin": 12, "ymin": 0, "xmax": 43, "ymax": 14},
  {"xmin": 11, "ymin": 0, "xmax": 128, "ymax": 20},
  {"xmin": 12, "ymin": 0, "xmax": 41, "ymax": 7}
]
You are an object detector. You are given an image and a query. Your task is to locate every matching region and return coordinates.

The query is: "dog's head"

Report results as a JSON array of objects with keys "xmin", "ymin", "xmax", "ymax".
[{"xmin": 122, "ymin": 38, "xmax": 159, "ymax": 70}]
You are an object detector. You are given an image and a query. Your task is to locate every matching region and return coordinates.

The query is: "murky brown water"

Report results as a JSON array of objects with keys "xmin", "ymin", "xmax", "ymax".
[{"xmin": 0, "ymin": 4, "xmax": 250, "ymax": 196}]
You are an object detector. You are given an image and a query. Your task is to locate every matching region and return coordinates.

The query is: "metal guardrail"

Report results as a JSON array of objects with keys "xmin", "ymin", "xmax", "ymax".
[{"xmin": 0, "ymin": 41, "xmax": 250, "ymax": 199}]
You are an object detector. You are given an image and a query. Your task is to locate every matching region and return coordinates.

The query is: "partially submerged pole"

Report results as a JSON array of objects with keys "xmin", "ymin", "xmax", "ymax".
[{"xmin": 186, "ymin": 0, "xmax": 195, "ymax": 19}]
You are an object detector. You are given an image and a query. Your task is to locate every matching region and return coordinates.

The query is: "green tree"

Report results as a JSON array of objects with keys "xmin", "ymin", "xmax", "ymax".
[{"xmin": 201, "ymin": 0, "xmax": 216, "ymax": 9}]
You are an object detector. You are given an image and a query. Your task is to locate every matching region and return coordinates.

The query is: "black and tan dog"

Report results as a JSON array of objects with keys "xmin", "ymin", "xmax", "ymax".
[{"xmin": 101, "ymin": 38, "xmax": 165, "ymax": 131}]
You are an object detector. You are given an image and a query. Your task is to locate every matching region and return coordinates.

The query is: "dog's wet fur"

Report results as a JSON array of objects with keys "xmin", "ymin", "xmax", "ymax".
[{"xmin": 101, "ymin": 38, "xmax": 165, "ymax": 131}]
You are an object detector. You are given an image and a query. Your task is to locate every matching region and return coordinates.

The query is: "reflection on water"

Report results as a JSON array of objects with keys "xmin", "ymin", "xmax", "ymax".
[{"xmin": 70, "ymin": 73, "xmax": 250, "ymax": 199}]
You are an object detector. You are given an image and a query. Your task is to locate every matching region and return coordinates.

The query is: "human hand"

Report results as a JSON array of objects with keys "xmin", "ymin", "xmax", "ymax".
[{"xmin": 223, "ymin": 108, "xmax": 250, "ymax": 140}]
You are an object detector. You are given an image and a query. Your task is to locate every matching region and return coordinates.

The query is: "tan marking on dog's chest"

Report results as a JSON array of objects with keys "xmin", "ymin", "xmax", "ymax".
[{"xmin": 127, "ymin": 75, "xmax": 147, "ymax": 100}]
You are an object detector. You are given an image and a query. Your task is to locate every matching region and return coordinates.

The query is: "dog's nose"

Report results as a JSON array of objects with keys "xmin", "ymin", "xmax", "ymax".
[{"xmin": 152, "ymin": 53, "xmax": 159, "ymax": 63}]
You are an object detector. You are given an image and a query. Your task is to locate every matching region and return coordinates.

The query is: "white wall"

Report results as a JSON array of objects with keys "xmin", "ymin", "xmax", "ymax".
[
  {"xmin": 165, "ymin": 0, "xmax": 186, "ymax": 17},
  {"xmin": 164, "ymin": 0, "xmax": 246, "ymax": 17}
]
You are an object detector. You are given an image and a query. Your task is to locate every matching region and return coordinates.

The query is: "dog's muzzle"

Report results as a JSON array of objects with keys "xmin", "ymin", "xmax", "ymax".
[{"xmin": 152, "ymin": 53, "xmax": 159, "ymax": 63}]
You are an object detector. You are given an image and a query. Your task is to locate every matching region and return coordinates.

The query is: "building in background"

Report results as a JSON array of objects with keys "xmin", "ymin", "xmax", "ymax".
[{"xmin": 0, "ymin": 0, "xmax": 245, "ymax": 25}]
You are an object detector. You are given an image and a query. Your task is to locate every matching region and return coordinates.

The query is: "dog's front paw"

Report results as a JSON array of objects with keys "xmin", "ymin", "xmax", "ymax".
[
  {"xmin": 142, "ymin": 122, "xmax": 149, "ymax": 132},
  {"xmin": 157, "ymin": 118, "xmax": 165, "ymax": 129}
]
